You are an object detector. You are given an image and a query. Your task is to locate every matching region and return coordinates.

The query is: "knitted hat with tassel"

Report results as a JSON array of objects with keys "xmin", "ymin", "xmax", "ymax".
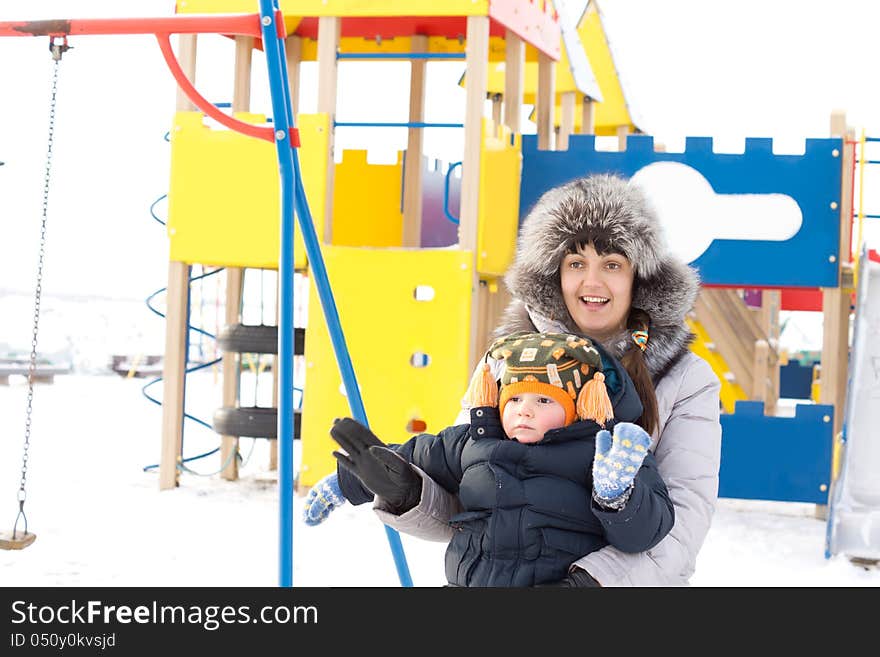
[{"xmin": 466, "ymin": 331, "xmax": 614, "ymax": 428}]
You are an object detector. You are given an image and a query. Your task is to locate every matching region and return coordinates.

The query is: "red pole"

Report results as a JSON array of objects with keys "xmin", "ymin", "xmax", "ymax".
[
  {"xmin": 0, "ymin": 14, "xmax": 265, "ymax": 38},
  {"xmin": 0, "ymin": 12, "xmax": 293, "ymax": 143}
]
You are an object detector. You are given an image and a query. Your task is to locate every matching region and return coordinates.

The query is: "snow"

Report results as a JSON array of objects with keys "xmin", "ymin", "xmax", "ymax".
[
  {"xmin": 2, "ymin": 0, "xmax": 880, "ymax": 587},
  {"xmin": 0, "ymin": 372, "xmax": 877, "ymax": 587}
]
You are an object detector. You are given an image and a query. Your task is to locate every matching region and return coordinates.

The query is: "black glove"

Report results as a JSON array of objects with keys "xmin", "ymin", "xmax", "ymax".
[
  {"xmin": 535, "ymin": 567, "xmax": 601, "ymax": 587},
  {"xmin": 330, "ymin": 417, "xmax": 422, "ymax": 514}
]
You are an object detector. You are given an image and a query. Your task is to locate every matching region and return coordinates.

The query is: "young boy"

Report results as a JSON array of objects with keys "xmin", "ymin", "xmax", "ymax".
[{"xmin": 304, "ymin": 331, "xmax": 674, "ymax": 587}]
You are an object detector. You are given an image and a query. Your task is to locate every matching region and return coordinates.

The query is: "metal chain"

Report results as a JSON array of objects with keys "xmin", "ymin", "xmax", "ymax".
[{"xmin": 15, "ymin": 41, "xmax": 65, "ymax": 528}]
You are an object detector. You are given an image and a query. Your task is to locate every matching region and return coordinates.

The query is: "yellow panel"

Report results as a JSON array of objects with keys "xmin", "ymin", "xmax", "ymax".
[
  {"xmin": 285, "ymin": 0, "xmax": 488, "ymax": 17},
  {"xmin": 295, "ymin": 114, "xmax": 332, "ymax": 268},
  {"xmin": 483, "ymin": 54, "xmax": 580, "ymax": 101},
  {"xmin": 686, "ymin": 318, "xmax": 746, "ymax": 415},
  {"xmin": 477, "ymin": 119, "xmax": 522, "ymax": 277},
  {"xmin": 178, "ymin": 0, "xmax": 489, "ymax": 16},
  {"xmin": 578, "ymin": 4, "xmax": 633, "ymax": 135},
  {"xmin": 167, "ymin": 112, "xmax": 329, "ymax": 270},
  {"xmin": 299, "ymin": 35, "xmax": 508, "ymax": 61},
  {"xmin": 332, "ymin": 150, "xmax": 403, "ymax": 247},
  {"xmin": 299, "ymin": 246, "xmax": 474, "ymax": 487}
]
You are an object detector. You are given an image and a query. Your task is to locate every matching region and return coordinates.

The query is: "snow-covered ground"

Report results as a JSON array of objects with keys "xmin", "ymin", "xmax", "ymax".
[{"xmin": 0, "ymin": 371, "xmax": 877, "ymax": 587}]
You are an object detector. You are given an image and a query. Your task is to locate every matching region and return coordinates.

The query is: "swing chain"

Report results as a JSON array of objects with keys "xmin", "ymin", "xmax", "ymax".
[{"xmin": 16, "ymin": 45, "xmax": 63, "ymax": 526}]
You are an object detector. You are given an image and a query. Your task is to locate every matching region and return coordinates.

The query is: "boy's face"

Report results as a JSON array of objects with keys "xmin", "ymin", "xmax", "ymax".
[{"xmin": 501, "ymin": 392, "xmax": 567, "ymax": 444}]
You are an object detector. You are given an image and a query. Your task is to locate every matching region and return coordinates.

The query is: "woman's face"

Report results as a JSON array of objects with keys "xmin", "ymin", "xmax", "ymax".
[{"xmin": 560, "ymin": 243, "xmax": 634, "ymax": 342}]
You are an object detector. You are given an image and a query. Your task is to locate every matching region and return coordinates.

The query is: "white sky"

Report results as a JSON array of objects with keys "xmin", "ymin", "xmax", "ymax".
[{"xmin": 1, "ymin": 0, "xmax": 878, "ymax": 341}]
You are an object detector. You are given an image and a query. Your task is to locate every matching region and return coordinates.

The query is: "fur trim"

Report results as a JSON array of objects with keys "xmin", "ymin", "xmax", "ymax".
[{"xmin": 498, "ymin": 174, "xmax": 700, "ymax": 378}]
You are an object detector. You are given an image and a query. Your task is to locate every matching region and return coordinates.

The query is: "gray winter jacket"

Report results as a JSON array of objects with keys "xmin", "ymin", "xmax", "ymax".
[{"xmin": 375, "ymin": 174, "xmax": 723, "ymax": 586}]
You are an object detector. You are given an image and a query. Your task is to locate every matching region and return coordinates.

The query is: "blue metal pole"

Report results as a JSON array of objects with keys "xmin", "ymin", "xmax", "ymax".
[
  {"xmin": 257, "ymin": 0, "xmax": 296, "ymax": 587},
  {"xmin": 257, "ymin": 0, "xmax": 413, "ymax": 588}
]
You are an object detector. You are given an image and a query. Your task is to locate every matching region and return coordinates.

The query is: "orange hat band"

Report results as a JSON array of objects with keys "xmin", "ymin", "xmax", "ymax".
[{"xmin": 498, "ymin": 380, "xmax": 577, "ymax": 426}]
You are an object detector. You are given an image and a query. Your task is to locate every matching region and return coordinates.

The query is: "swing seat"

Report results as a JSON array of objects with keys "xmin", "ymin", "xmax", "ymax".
[{"xmin": 0, "ymin": 529, "xmax": 36, "ymax": 550}]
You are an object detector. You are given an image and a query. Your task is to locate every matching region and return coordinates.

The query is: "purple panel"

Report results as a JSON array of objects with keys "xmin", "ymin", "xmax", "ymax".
[
  {"xmin": 742, "ymin": 289, "xmax": 762, "ymax": 308},
  {"xmin": 420, "ymin": 158, "xmax": 460, "ymax": 248}
]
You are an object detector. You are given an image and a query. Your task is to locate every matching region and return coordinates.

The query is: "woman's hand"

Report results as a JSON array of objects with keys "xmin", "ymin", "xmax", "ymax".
[{"xmin": 330, "ymin": 418, "xmax": 422, "ymax": 514}]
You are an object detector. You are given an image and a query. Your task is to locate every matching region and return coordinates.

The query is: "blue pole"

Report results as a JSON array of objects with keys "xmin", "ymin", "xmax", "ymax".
[{"xmin": 257, "ymin": 0, "xmax": 413, "ymax": 588}]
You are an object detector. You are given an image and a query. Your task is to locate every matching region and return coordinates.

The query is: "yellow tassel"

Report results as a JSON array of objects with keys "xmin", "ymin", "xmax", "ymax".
[
  {"xmin": 577, "ymin": 371, "xmax": 614, "ymax": 427},
  {"xmin": 465, "ymin": 362, "xmax": 498, "ymax": 408}
]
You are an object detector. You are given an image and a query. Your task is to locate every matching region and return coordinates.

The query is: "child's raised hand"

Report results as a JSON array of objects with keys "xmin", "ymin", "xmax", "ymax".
[
  {"xmin": 592, "ymin": 422, "xmax": 652, "ymax": 503},
  {"xmin": 302, "ymin": 472, "xmax": 347, "ymax": 526}
]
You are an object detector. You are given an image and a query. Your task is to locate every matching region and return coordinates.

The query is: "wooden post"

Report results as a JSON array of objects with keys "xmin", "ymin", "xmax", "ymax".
[
  {"xmin": 216, "ymin": 36, "xmax": 254, "ymax": 481},
  {"xmin": 317, "ymin": 17, "xmax": 340, "ymax": 244},
  {"xmin": 536, "ymin": 51, "xmax": 555, "ymax": 150},
  {"xmin": 285, "ymin": 35, "xmax": 302, "ymax": 118},
  {"xmin": 460, "ymin": 16, "xmax": 489, "ymax": 370},
  {"xmin": 579, "ymin": 97, "xmax": 595, "ymax": 134},
  {"xmin": 174, "ymin": 34, "xmax": 197, "ymax": 112},
  {"xmin": 821, "ymin": 111, "xmax": 855, "ymax": 441},
  {"xmin": 759, "ymin": 290, "xmax": 781, "ymax": 415},
  {"xmin": 159, "ymin": 34, "xmax": 198, "ymax": 490},
  {"xmin": 159, "ymin": 263, "xmax": 190, "ymax": 490},
  {"xmin": 557, "ymin": 91, "xmax": 576, "ymax": 151},
  {"xmin": 269, "ymin": 278, "xmax": 280, "ymax": 472},
  {"xmin": 491, "ymin": 94, "xmax": 503, "ymax": 134},
  {"xmin": 617, "ymin": 123, "xmax": 630, "ymax": 151},
  {"xmin": 502, "ymin": 30, "xmax": 524, "ymax": 133},
  {"xmin": 402, "ymin": 34, "xmax": 427, "ymax": 248}
]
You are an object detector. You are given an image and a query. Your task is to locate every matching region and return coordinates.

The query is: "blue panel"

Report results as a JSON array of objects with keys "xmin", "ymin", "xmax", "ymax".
[
  {"xmin": 779, "ymin": 361, "xmax": 818, "ymax": 400},
  {"xmin": 520, "ymin": 134, "xmax": 843, "ymax": 287},
  {"xmin": 718, "ymin": 401, "xmax": 834, "ymax": 504}
]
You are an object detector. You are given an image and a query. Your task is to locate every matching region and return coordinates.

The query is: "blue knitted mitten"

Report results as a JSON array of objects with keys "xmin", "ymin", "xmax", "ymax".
[
  {"xmin": 592, "ymin": 422, "xmax": 652, "ymax": 503},
  {"xmin": 302, "ymin": 473, "xmax": 347, "ymax": 526}
]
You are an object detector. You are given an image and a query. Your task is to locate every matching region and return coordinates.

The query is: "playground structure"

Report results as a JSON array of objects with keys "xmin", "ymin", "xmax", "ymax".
[
  {"xmin": 159, "ymin": 1, "xmax": 868, "ymax": 514},
  {"xmin": 2, "ymin": 0, "xmax": 878, "ymax": 574}
]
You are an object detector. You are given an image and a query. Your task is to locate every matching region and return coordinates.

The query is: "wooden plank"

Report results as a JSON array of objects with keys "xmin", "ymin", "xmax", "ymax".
[
  {"xmin": 579, "ymin": 97, "xmax": 595, "ymax": 135},
  {"xmin": 217, "ymin": 36, "xmax": 255, "ymax": 482},
  {"xmin": 220, "ymin": 268, "xmax": 244, "ymax": 481},
  {"xmin": 232, "ymin": 36, "xmax": 253, "ymax": 111},
  {"xmin": 760, "ymin": 290, "xmax": 781, "ymax": 414},
  {"xmin": 694, "ymin": 291, "xmax": 752, "ymax": 391},
  {"xmin": 536, "ymin": 51, "xmax": 555, "ymax": 150},
  {"xmin": 160, "ymin": 36, "xmax": 199, "ymax": 490},
  {"xmin": 752, "ymin": 339, "xmax": 770, "ymax": 403},
  {"xmin": 460, "ymin": 15, "xmax": 489, "ymax": 371},
  {"xmin": 159, "ymin": 261, "xmax": 191, "ymax": 490},
  {"xmin": 557, "ymin": 91, "xmax": 576, "ymax": 151},
  {"xmin": 502, "ymin": 30, "xmax": 523, "ymax": 133},
  {"xmin": 285, "ymin": 35, "xmax": 302, "ymax": 117},
  {"xmin": 402, "ymin": 34, "xmax": 427, "ymax": 248},
  {"xmin": 175, "ymin": 34, "xmax": 197, "ymax": 112},
  {"xmin": 820, "ymin": 112, "xmax": 855, "ymax": 439},
  {"xmin": 491, "ymin": 94, "xmax": 502, "ymax": 134},
  {"xmin": 317, "ymin": 17, "xmax": 341, "ymax": 244},
  {"xmin": 616, "ymin": 123, "xmax": 629, "ymax": 151}
]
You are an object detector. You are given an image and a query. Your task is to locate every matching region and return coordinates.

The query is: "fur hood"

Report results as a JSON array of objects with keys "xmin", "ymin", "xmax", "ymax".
[{"xmin": 496, "ymin": 174, "xmax": 700, "ymax": 380}]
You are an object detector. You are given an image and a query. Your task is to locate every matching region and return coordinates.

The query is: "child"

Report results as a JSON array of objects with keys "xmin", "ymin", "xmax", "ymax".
[{"xmin": 304, "ymin": 331, "xmax": 674, "ymax": 587}]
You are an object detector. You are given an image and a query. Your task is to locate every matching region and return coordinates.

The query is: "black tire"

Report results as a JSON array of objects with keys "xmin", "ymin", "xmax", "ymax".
[
  {"xmin": 216, "ymin": 324, "xmax": 305, "ymax": 355},
  {"xmin": 217, "ymin": 324, "xmax": 277, "ymax": 355},
  {"xmin": 211, "ymin": 406, "xmax": 301, "ymax": 440}
]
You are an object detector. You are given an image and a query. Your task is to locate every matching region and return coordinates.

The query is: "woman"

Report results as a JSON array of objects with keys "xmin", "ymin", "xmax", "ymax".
[{"xmin": 320, "ymin": 173, "xmax": 722, "ymax": 586}]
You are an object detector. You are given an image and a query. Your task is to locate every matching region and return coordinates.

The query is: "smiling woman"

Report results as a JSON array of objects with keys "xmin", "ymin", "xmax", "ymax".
[
  {"xmin": 560, "ymin": 245, "xmax": 634, "ymax": 344},
  {"xmin": 368, "ymin": 172, "xmax": 723, "ymax": 587}
]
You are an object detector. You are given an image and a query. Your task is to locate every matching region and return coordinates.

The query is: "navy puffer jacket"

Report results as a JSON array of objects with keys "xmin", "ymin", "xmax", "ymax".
[{"xmin": 340, "ymin": 343, "xmax": 674, "ymax": 586}]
